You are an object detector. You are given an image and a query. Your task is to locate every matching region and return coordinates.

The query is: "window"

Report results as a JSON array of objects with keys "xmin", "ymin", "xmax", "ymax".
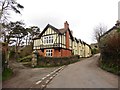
[
  {"xmin": 46, "ymin": 49, "xmax": 52, "ymax": 57},
  {"xmin": 44, "ymin": 36, "xmax": 53, "ymax": 44},
  {"xmin": 44, "ymin": 37, "xmax": 46, "ymax": 44}
]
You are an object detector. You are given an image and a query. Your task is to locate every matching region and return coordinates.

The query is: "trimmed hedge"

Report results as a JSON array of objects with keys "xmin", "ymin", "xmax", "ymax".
[
  {"xmin": 17, "ymin": 55, "xmax": 80, "ymax": 67},
  {"xmin": 37, "ymin": 55, "xmax": 80, "ymax": 67}
]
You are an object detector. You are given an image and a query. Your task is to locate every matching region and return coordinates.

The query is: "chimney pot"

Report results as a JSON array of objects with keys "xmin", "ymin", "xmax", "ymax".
[{"xmin": 64, "ymin": 21, "xmax": 69, "ymax": 30}]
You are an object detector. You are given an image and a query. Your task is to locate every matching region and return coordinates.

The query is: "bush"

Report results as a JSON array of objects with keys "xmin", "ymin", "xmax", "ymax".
[
  {"xmin": 99, "ymin": 32, "xmax": 120, "ymax": 75},
  {"xmin": 37, "ymin": 55, "xmax": 80, "ymax": 67}
]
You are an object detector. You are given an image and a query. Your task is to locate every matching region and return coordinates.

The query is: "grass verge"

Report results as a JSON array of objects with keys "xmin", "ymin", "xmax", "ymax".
[
  {"xmin": 2, "ymin": 68, "xmax": 13, "ymax": 81},
  {"xmin": 100, "ymin": 63, "xmax": 119, "ymax": 76}
]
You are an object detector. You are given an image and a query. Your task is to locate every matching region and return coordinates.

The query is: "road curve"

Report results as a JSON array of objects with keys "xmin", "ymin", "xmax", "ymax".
[{"xmin": 46, "ymin": 54, "xmax": 118, "ymax": 88}]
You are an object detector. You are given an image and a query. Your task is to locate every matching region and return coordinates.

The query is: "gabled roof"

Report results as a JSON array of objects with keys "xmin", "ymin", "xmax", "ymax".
[
  {"xmin": 78, "ymin": 39, "xmax": 82, "ymax": 43},
  {"xmin": 100, "ymin": 26, "xmax": 117, "ymax": 39},
  {"xmin": 59, "ymin": 28, "xmax": 67, "ymax": 34},
  {"xmin": 82, "ymin": 41, "xmax": 86, "ymax": 45},
  {"xmin": 67, "ymin": 28, "xmax": 74, "ymax": 40},
  {"xmin": 33, "ymin": 24, "xmax": 74, "ymax": 40},
  {"xmin": 100, "ymin": 21, "xmax": 120, "ymax": 39},
  {"xmin": 39, "ymin": 24, "xmax": 60, "ymax": 37},
  {"xmin": 85, "ymin": 43, "xmax": 92, "ymax": 49},
  {"xmin": 81, "ymin": 41, "xmax": 91, "ymax": 49},
  {"xmin": 75, "ymin": 38, "xmax": 79, "ymax": 43}
]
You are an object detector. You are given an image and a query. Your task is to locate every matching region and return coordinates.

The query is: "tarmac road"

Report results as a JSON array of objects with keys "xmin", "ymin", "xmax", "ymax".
[{"xmin": 46, "ymin": 54, "xmax": 118, "ymax": 88}]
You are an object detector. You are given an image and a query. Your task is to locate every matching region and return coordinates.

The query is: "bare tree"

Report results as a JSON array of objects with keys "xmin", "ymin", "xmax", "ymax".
[
  {"xmin": 0, "ymin": 0, "xmax": 24, "ymax": 22},
  {"xmin": 93, "ymin": 24, "xmax": 107, "ymax": 42},
  {"xmin": 0, "ymin": 0, "xmax": 24, "ymax": 38},
  {"xmin": 0, "ymin": 0, "xmax": 24, "ymax": 69}
]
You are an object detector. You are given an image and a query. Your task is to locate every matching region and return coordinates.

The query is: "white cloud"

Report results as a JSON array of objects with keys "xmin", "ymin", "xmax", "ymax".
[{"xmin": 9, "ymin": 0, "xmax": 119, "ymax": 44}]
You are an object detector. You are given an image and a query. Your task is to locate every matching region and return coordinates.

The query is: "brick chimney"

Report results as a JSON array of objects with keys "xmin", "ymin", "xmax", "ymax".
[
  {"xmin": 64, "ymin": 21, "xmax": 70, "ymax": 49},
  {"xmin": 64, "ymin": 21, "xmax": 69, "ymax": 30}
]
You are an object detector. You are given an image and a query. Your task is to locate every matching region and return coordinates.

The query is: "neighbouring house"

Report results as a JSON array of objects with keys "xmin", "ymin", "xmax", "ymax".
[
  {"xmin": 72, "ymin": 37, "xmax": 79, "ymax": 55},
  {"xmin": 99, "ymin": 20, "xmax": 120, "ymax": 49},
  {"xmin": 77, "ymin": 39, "xmax": 83, "ymax": 57},
  {"xmin": 33, "ymin": 21, "xmax": 92, "ymax": 57},
  {"xmin": 84, "ymin": 43, "xmax": 92, "ymax": 57},
  {"xmin": 99, "ymin": 20, "xmax": 120, "ymax": 75},
  {"xmin": 99, "ymin": 20, "xmax": 120, "ymax": 61}
]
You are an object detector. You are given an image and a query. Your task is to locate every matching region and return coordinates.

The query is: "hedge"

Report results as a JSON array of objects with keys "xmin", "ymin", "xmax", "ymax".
[
  {"xmin": 17, "ymin": 55, "xmax": 80, "ymax": 67},
  {"xmin": 37, "ymin": 55, "xmax": 80, "ymax": 67}
]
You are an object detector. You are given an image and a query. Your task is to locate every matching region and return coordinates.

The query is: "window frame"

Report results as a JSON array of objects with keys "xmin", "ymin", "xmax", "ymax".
[
  {"xmin": 43, "ymin": 35, "xmax": 53, "ymax": 44},
  {"xmin": 46, "ymin": 49, "xmax": 53, "ymax": 57}
]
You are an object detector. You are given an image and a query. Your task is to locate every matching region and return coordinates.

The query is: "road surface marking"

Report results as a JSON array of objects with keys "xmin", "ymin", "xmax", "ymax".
[
  {"xmin": 50, "ymin": 76, "xmax": 53, "ymax": 79},
  {"xmin": 36, "ymin": 80, "xmax": 42, "ymax": 84},
  {"xmin": 53, "ymin": 74, "xmax": 56, "ymax": 77},
  {"xmin": 42, "ymin": 77, "xmax": 46, "ymax": 80},
  {"xmin": 55, "ymin": 73, "xmax": 58, "ymax": 75},
  {"xmin": 46, "ymin": 74, "xmax": 50, "ymax": 77},
  {"xmin": 50, "ymin": 71, "xmax": 54, "ymax": 75},
  {"xmin": 46, "ymin": 80, "xmax": 50, "ymax": 84},
  {"xmin": 34, "ymin": 66, "xmax": 65, "ymax": 88},
  {"xmin": 41, "ymin": 84, "xmax": 45, "ymax": 88}
]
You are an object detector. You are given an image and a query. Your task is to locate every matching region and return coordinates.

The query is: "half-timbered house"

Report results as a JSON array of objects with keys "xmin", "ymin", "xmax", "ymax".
[
  {"xmin": 33, "ymin": 21, "xmax": 92, "ymax": 57},
  {"xmin": 33, "ymin": 21, "xmax": 73, "ymax": 57}
]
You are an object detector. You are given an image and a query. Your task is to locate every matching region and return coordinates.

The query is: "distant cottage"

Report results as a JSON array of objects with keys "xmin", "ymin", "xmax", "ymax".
[
  {"xmin": 33, "ymin": 21, "xmax": 92, "ymax": 57},
  {"xmin": 99, "ymin": 20, "xmax": 120, "ymax": 48}
]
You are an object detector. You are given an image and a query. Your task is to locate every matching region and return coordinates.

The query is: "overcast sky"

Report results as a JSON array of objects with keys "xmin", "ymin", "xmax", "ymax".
[{"xmin": 10, "ymin": 0, "xmax": 119, "ymax": 44}]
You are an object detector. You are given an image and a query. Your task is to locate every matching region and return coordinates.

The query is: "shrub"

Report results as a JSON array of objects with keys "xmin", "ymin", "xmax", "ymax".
[
  {"xmin": 37, "ymin": 55, "xmax": 80, "ymax": 67},
  {"xmin": 100, "ymin": 32, "xmax": 120, "ymax": 75}
]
